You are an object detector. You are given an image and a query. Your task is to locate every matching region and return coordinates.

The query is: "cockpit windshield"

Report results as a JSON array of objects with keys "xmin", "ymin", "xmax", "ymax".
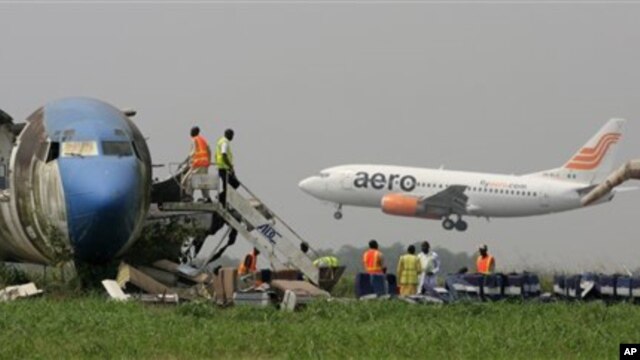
[
  {"xmin": 61, "ymin": 141, "xmax": 98, "ymax": 157},
  {"xmin": 102, "ymin": 141, "xmax": 133, "ymax": 157}
]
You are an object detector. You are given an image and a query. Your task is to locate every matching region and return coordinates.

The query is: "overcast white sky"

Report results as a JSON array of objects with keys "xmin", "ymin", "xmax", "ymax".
[{"xmin": 1, "ymin": 2, "xmax": 639, "ymax": 271}]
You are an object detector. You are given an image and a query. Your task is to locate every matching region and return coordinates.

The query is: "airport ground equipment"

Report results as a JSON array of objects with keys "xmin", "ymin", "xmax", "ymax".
[
  {"xmin": 582, "ymin": 159, "xmax": 640, "ymax": 206},
  {"xmin": 160, "ymin": 177, "xmax": 320, "ymax": 284},
  {"xmin": 555, "ymin": 273, "xmax": 640, "ymax": 301},
  {"xmin": 445, "ymin": 273, "xmax": 541, "ymax": 301},
  {"xmin": 354, "ymin": 273, "xmax": 399, "ymax": 298}
]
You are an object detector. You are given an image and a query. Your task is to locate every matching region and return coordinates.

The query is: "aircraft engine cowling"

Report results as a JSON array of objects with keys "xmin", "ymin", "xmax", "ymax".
[{"xmin": 381, "ymin": 194, "xmax": 439, "ymax": 219}]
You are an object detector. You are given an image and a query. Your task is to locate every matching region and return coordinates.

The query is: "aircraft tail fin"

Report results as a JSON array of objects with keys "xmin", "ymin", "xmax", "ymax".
[{"xmin": 526, "ymin": 119, "xmax": 626, "ymax": 185}]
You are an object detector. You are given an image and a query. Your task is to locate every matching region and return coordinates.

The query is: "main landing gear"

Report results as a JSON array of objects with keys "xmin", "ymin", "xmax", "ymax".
[
  {"xmin": 334, "ymin": 204, "xmax": 343, "ymax": 220},
  {"xmin": 442, "ymin": 215, "xmax": 468, "ymax": 232}
]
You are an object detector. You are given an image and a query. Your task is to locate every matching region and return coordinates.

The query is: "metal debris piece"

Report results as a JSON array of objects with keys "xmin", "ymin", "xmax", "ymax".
[
  {"xmin": 101, "ymin": 280, "xmax": 131, "ymax": 301},
  {"xmin": 138, "ymin": 266, "xmax": 178, "ymax": 287},
  {"xmin": 270, "ymin": 280, "xmax": 330, "ymax": 298},
  {"xmin": 138, "ymin": 293, "xmax": 180, "ymax": 304},
  {"xmin": 0, "ymin": 282, "xmax": 43, "ymax": 301},
  {"xmin": 117, "ymin": 262, "xmax": 172, "ymax": 295},
  {"xmin": 280, "ymin": 289, "xmax": 297, "ymax": 312},
  {"xmin": 152, "ymin": 259, "xmax": 212, "ymax": 284}
]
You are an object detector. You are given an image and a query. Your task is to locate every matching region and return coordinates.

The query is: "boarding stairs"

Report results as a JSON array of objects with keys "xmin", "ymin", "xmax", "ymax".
[{"xmin": 159, "ymin": 174, "xmax": 320, "ymax": 284}]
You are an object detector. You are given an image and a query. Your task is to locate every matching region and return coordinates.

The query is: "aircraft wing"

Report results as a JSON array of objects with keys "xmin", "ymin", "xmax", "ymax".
[{"xmin": 419, "ymin": 185, "xmax": 469, "ymax": 215}]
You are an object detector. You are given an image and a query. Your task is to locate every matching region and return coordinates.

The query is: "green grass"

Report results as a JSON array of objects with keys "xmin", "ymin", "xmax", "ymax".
[{"xmin": 0, "ymin": 296, "xmax": 638, "ymax": 359}]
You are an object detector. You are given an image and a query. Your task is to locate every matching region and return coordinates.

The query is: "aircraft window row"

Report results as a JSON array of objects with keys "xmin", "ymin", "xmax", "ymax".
[
  {"xmin": 416, "ymin": 181, "xmax": 538, "ymax": 197},
  {"xmin": 469, "ymin": 187, "xmax": 537, "ymax": 197},
  {"xmin": 417, "ymin": 183, "xmax": 444, "ymax": 188},
  {"xmin": 102, "ymin": 141, "xmax": 133, "ymax": 157}
]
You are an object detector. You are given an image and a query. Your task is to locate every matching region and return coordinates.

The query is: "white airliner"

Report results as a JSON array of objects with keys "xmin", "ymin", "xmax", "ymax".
[{"xmin": 299, "ymin": 119, "xmax": 632, "ymax": 231}]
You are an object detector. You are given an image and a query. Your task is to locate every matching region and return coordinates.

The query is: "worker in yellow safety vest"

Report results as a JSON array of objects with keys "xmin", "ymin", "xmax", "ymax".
[
  {"xmin": 396, "ymin": 245, "xmax": 421, "ymax": 296},
  {"xmin": 238, "ymin": 247, "xmax": 259, "ymax": 276},
  {"xmin": 362, "ymin": 240, "xmax": 385, "ymax": 274},
  {"xmin": 181, "ymin": 126, "xmax": 211, "ymax": 202},
  {"xmin": 215, "ymin": 129, "xmax": 240, "ymax": 206},
  {"xmin": 476, "ymin": 244, "xmax": 495, "ymax": 274},
  {"xmin": 313, "ymin": 256, "xmax": 339, "ymax": 268}
]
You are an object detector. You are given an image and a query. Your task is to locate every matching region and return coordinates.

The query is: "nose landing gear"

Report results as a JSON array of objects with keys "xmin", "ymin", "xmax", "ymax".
[{"xmin": 333, "ymin": 204, "xmax": 343, "ymax": 220}]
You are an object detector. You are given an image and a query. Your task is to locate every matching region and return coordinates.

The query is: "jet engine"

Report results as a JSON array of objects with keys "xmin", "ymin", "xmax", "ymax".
[{"xmin": 381, "ymin": 194, "xmax": 439, "ymax": 219}]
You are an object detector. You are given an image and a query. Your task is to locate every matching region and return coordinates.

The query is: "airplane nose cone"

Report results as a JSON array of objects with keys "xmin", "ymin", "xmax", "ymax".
[
  {"xmin": 299, "ymin": 176, "xmax": 324, "ymax": 198},
  {"xmin": 59, "ymin": 157, "xmax": 146, "ymax": 263}
]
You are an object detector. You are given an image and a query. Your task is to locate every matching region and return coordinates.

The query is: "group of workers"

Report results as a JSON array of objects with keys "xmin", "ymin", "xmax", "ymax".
[
  {"xmin": 181, "ymin": 126, "xmax": 239, "ymax": 205},
  {"xmin": 366, "ymin": 240, "xmax": 495, "ymax": 296}
]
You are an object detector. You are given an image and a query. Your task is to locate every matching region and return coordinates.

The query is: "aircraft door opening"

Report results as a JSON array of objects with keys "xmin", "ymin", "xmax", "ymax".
[
  {"xmin": 540, "ymin": 187, "xmax": 551, "ymax": 209},
  {"xmin": 341, "ymin": 171, "xmax": 355, "ymax": 190}
]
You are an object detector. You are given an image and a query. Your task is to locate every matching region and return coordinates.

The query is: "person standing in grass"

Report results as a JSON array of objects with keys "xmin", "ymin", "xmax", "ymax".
[
  {"xmin": 418, "ymin": 241, "xmax": 440, "ymax": 295},
  {"xmin": 396, "ymin": 245, "xmax": 421, "ymax": 296},
  {"xmin": 362, "ymin": 239, "xmax": 385, "ymax": 274},
  {"xmin": 476, "ymin": 244, "xmax": 495, "ymax": 274}
]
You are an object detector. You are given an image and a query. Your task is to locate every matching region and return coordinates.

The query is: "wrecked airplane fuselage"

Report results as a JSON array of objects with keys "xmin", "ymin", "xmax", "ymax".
[{"xmin": 0, "ymin": 97, "xmax": 151, "ymax": 264}]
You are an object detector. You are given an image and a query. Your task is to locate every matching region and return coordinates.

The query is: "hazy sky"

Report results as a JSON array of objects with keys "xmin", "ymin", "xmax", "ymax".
[{"xmin": 1, "ymin": 2, "xmax": 639, "ymax": 271}]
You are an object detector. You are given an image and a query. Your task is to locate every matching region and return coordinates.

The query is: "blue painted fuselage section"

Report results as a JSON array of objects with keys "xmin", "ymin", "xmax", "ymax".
[
  {"xmin": 43, "ymin": 98, "xmax": 150, "ymax": 262},
  {"xmin": 0, "ymin": 97, "xmax": 151, "ymax": 264}
]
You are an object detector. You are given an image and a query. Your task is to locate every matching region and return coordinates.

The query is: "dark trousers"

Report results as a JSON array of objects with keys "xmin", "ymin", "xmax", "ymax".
[{"xmin": 218, "ymin": 169, "xmax": 240, "ymax": 206}]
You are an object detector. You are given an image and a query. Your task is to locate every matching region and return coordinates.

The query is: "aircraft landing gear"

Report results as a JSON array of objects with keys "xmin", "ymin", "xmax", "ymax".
[
  {"xmin": 442, "ymin": 215, "xmax": 468, "ymax": 232},
  {"xmin": 334, "ymin": 204, "xmax": 343, "ymax": 220},
  {"xmin": 442, "ymin": 218, "xmax": 455, "ymax": 230},
  {"xmin": 455, "ymin": 219, "xmax": 468, "ymax": 232}
]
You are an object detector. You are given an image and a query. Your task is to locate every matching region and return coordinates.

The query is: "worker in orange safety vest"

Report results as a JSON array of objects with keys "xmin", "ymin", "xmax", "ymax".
[
  {"xmin": 362, "ymin": 239, "xmax": 385, "ymax": 274},
  {"xmin": 476, "ymin": 244, "xmax": 495, "ymax": 274},
  {"xmin": 181, "ymin": 126, "xmax": 211, "ymax": 202},
  {"xmin": 238, "ymin": 247, "xmax": 260, "ymax": 276}
]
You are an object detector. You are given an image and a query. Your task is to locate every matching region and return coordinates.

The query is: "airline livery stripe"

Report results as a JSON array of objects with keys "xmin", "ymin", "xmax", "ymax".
[
  {"xmin": 566, "ymin": 140, "xmax": 619, "ymax": 170},
  {"xmin": 578, "ymin": 133, "xmax": 621, "ymax": 155},
  {"xmin": 563, "ymin": 132, "xmax": 622, "ymax": 171},
  {"xmin": 572, "ymin": 137, "xmax": 620, "ymax": 162}
]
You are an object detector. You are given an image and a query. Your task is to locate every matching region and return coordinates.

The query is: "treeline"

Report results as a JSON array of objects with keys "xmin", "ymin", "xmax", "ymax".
[{"xmin": 313, "ymin": 242, "xmax": 476, "ymax": 276}]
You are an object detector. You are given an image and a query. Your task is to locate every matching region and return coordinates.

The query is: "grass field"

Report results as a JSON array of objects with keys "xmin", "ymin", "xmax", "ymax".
[{"xmin": 0, "ymin": 295, "xmax": 638, "ymax": 359}]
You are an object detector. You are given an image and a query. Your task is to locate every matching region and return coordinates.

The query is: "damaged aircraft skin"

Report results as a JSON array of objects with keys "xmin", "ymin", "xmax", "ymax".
[{"xmin": 0, "ymin": 97, "xmax": 152, "ymax": 264}]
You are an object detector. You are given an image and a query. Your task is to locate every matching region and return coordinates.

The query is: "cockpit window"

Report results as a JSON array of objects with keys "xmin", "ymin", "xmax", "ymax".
[
  {"xmin": 102, "ymin": 141, "xmax": 133, "ymax": 157},
  {"xmin": 319, "ymin": 172, "xmax": 330, "ymax": 178},
  {"xmin": 61, "ymin": 141, "xmax": 98, "ymax": 157}
]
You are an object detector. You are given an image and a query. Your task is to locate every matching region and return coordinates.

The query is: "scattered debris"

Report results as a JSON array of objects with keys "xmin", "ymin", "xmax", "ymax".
[
  {"xmin": 0, "ymin": 282, "xmax": 43, "ymax": 301},
  {"xmin": 280, "ymin": 290, "xmax": 297, "ymax": 311},
  {"xmin": 152, "ymin": 259, "xmax": 212, "ymax": 284},
  {"xmin": 138, "ymin": 266, "xmax": 178, "ymax": 287},
  {"xmin": 102, "ymin": 279, "xmax": 180, "ymax": 304},
  {"xmin": 117, "ymin": 262, "xmax": 172, "ymax": 295},
  {"xmin": 233, "ymin": 291, "xmax": 274, "ymax": 308},
  {"xmin": 102, "ymin": 280, "xmax": 130, "ymax": 301},
  {"xmin": 270, "ymin": 280, "xmax": 330, "ymax": 298},
  {"xmin": 271, "ymin": 280, "xmax": 329, "ymax": 309}
]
